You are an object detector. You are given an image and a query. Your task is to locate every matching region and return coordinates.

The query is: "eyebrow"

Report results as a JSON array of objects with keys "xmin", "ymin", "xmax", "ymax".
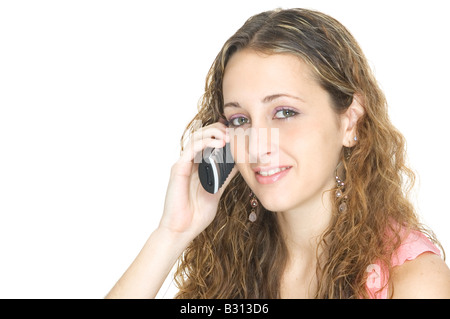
[{"xmin": 224, "ymin": 93, "xmax": 304, "ymax": 108}]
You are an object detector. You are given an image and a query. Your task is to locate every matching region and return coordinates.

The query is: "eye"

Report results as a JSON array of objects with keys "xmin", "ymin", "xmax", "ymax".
[
  {"xmin": 274, "ymin": 108, "xmax": 298, "ymax": 119},
  {"xmin": 229, "ymin": 116, "xmax": 249, "ymax": 127}
]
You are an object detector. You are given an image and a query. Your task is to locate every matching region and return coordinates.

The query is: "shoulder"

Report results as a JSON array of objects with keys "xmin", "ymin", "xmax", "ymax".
[
  {"xmin": 365, "ymin": 226, "xmax": 449, "ymax": 299},
  {"xmin": 390, "ymin": 251, "xmax": 450, "ymax": 298}
]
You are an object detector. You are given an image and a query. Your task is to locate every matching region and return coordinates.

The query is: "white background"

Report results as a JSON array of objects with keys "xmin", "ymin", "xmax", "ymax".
[{"xmin": 0, "ymin": 0, "xmax": 449, "ymax": 298}]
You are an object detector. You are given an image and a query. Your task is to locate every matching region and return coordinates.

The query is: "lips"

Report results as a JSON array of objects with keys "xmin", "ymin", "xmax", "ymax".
[{"xmin": 253, "ymin": 165, "xmax": 292, "ymax": 184}]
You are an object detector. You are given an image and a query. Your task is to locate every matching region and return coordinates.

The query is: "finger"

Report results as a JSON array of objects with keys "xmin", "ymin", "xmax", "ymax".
[
  {"xmin": 180, "ymin": 137, "xmax": 226, "ymax": 164},
  {"xmin": 191, "ymin": 122, "xmax": 228, "ymax": 139},
  {"xmin": 191, "ymin": 126, "xmax": 228, "ymax": 143}
]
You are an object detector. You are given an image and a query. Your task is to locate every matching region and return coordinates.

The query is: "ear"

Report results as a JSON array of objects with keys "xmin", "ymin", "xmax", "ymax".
[{"xmin": 341, "ymin": 94, "xmax": 365, "ymax": 147}]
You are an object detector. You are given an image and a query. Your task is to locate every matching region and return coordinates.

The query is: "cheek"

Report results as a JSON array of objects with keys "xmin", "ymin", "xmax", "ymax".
[
  {"xmin": 229, "ymin": 133, "xmax": 254, "ymax": 184},
  {"xmin": 283, "ymin": 119, "xmax": 342, "ymax": 181}
]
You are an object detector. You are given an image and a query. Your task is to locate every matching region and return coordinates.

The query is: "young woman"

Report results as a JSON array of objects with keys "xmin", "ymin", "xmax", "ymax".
[{"xmin": 106, "ymin": 8, "xmax": 450, "ymax": 299}]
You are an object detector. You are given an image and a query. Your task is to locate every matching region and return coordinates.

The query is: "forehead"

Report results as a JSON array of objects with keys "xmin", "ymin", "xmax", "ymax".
[{"xmin": 222, "ymin": 49, "xmax": 318, "ymax": 101}]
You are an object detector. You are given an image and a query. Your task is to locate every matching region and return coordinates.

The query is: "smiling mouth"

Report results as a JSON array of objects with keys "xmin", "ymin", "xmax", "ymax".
[
  {"xmin": 256, "ymin": 166, "xmax": 291, "ymax": 176},
  {"xmin": 254, "ymin": 166, "xmax": 292, "ymax": 184}
]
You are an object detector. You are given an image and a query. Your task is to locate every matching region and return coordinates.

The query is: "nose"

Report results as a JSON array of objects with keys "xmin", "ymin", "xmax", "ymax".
[{"xmin": 248, "ymin": 126, "xmax": 279, "ymax": 164}]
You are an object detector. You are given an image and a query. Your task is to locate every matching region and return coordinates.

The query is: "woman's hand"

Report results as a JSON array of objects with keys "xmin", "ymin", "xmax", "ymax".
[
  {"xmin": 106, "ymin": 121, "xmax": 237, "ymax": 299},
  {"xmin": 159, "ymin": 122, "xmax": 237, "ymax": 242}
]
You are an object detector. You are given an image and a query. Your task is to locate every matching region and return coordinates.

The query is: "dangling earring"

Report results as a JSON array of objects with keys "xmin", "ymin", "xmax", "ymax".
[
  {"xmin": 335, "ymin": 162, "xmax": 348, "ymax": 213},
  {"xmin": 248, "ymin": 191, "xmax": 258, "ymax": 222}
]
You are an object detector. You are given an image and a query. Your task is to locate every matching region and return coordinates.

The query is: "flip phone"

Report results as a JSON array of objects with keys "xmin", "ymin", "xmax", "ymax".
[{"xmin": 198, "ymin": 143, "xmax": 235, "ymax": 194}]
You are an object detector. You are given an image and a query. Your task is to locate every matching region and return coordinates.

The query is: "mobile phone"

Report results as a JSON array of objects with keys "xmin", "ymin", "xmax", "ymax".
[{"xmin": 198, "ymin": 143, "xmax": 235, "ymax": 194}]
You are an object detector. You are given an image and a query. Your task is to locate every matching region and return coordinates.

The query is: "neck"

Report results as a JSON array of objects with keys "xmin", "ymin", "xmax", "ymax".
[{"xmin": 276, "ymin": 189, "xmax": 334, "ymax": 262}]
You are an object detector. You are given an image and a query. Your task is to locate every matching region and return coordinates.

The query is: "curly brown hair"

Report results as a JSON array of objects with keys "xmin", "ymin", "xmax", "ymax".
[{"xmin": 174, "ymin": 8, "xmax": 443, "ymax": 298}]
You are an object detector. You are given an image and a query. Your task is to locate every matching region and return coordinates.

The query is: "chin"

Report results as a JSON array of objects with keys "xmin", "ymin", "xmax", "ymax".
[{"xmin": 257, "ymin": 193, "xmax": 295, "ymax": 213}]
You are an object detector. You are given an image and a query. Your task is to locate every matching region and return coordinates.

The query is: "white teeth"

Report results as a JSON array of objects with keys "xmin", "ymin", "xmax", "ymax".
[{"xmin": 258, "ymin": 167, "xmax": 289, "ymax": 176}]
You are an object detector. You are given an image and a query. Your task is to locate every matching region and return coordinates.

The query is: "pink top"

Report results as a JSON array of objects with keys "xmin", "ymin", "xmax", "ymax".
[{"xmin": 365, "ymin": 228, "xmax": 441, "ymax": 299}]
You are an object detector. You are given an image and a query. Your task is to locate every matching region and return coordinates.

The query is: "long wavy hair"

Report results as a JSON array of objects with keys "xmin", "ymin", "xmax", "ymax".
[{"xmin": 174, "ymin": 8, "xmax": 442, "ymax": 298}]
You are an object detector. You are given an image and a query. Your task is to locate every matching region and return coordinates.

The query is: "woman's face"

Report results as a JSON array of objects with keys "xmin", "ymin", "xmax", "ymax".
[{"xmin": 223, "ymin": 49, "xmax": 347, "ymax": 212}]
